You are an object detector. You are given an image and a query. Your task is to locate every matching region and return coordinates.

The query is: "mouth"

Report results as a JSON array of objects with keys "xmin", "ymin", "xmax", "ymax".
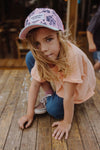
[{"xmin": 46, "ymin": 54, "xmax": 53, "ymax": 58}]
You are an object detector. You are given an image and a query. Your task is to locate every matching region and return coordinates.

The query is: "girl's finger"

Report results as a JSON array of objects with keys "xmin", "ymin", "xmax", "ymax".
[
  {"xmin": 18, "ymin": 120, "xmax": 24, "ymax": 130},
  {"xmin": 25, "ymin": 120, "xmax": 32, "ymax": 128},
  {"xmin": 52, "ymin": 127, "xmax": 59, "ymax": 137},
  {"xmin": 55, "ymin": 130, "xmax": 62, "ymax": 140},
  {"xmin": 19, "ymin": 122, "xmax": 24, "ymax": 130},
  {"xmin": 65, "ymin": 131, "xmax": 68, "ymax": 140},
  {"xmin": 58, "ymin": 131, "xmax": 65, "ymax": 140},
  {"xmin": 52, "ymin": 121, "xmax": 59, "ymax": 127}
]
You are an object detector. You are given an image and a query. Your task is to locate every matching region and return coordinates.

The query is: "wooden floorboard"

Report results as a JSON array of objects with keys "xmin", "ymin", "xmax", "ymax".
[
  {"xmin": 0, "ymin": 69, "xmax": 100, "ymax": 150},
  {"xmin": 0, "ymin": 59, "xmax": 27, "ymax": 69},
  {"xmin": 66, "ymin": 117, "xmax": 84, "ymax": 150},
  {"xmin": 4, "ymin": 70, "xmax": 29, "ymax": 150},
  {"xmin": 75, "ymin": 103, "xmax": 99, "ymax": 150}
]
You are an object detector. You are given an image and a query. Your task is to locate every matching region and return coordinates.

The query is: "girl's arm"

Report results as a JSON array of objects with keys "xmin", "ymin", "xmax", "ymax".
[
  {"xmin": 27, "ymin": 78, "xmax": 41, "ymax": 116},
  {"xmin": 52, "ymin": 82, "xmax": 75, "ymax": 140},
  {"xmin": 63, "ymin": 82, "xmax": 75, "ymax": 124},
  {"xmin": 18, "ymin": 79, "xmax": 41, "ymax": 129}
]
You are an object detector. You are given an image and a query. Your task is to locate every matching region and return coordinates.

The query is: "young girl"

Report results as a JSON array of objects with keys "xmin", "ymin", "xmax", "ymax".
[{"xmin": 18, "ymin": 8, "xmax": 96, "ymax": 140}]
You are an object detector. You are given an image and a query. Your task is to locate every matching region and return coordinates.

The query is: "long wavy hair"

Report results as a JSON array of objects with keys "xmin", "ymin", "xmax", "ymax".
[{"xmin": 26, "ymin": 28, "xmax": 73, "ymax": 82}]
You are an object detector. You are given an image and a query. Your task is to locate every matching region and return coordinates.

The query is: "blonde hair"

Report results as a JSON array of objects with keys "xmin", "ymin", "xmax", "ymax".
[{"xmin": 26, "ymin": 28, "xmax": 72, "ymax": 82}]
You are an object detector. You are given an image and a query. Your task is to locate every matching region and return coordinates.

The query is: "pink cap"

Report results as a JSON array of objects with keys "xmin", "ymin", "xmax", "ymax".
[{"xmin": 19, "ymin": 8, "xmax": 64, "ymax": 39}]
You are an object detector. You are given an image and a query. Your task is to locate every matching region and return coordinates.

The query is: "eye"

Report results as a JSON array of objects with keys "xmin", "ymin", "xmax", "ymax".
[{"xmin": 46, "ymin": 38, "xmax": 53, "ymax": 42}]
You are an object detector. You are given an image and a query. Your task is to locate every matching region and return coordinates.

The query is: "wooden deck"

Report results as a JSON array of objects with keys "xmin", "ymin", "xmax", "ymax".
[
  {"xmin": 0, "ymin": 63, "xmax": 100, "ymax": 150},
  {"xmin": 0, "ymin": 59, "xmax": 27, "ymax": 69}
]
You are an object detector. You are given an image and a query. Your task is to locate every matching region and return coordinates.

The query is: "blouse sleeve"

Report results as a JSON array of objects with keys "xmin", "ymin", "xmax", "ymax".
[{"xmin": 31, "ymin": 62, "xmax": 45, "ymax": 83}]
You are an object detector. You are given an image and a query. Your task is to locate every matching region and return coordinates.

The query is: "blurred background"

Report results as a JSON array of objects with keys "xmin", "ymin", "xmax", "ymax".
[{"xmin": 0, "ymin": 0, "xmax": 99, "ymax": 64}]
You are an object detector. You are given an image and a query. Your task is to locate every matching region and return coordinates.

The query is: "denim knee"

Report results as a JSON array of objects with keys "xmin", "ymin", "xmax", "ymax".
[
  {"xmin": 46, "ymin": 93, "xmax": 64, "ymax": 119},
  {"xmin": 25, "ymin": 51, "xmax": 35, "ymax": 73}
]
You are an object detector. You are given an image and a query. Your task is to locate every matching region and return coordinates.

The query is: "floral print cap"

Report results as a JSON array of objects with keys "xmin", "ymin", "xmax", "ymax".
[{"xmin": 19, "ymin": 8, "xmax": 64, "ymax": 39}]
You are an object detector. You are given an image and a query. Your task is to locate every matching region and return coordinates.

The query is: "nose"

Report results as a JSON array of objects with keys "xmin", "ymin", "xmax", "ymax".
[{"xmin": 41, "ymin": 43, "xmax": 48, "ymax": 53}]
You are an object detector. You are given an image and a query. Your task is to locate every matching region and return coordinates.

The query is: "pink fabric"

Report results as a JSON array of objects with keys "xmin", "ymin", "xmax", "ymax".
[{"xmin": 31, "ymin": 41, "xmax": 96, "ymax": 104}]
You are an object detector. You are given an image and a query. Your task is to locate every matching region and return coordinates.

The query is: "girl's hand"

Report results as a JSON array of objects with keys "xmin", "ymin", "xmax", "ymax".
[
  {"xmin": 52, "ymin": 120, "xmax": 71, "ymax": 140},
  {"xmin": 18, "ymin": 114, "xmax": 34, "ymax": 130}
]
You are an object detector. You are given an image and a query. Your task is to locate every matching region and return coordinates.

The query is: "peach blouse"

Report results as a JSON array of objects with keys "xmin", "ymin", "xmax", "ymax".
[{"xmin": 31, "ymin": 41, "xmax": 96, "ymax": 104}]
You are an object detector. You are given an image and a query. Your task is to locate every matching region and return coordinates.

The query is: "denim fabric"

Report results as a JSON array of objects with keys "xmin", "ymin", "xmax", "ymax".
[
  {"xmin": 93, "ymin": 51, "xmax": 100, "ymax": 62},
  {"xmin": 93, "ymin": 51, "xmax": 98, "ymax": 61},
  {"xmin": 97, "ymin": 51, "xmax": 100, "ymax": 62},
  {"xmin": 26, "ymin": 51, "xmax": 64, "ymax": 119},
  {"xmin": 46, "ymin": 93, "xmax": 64, "ymax": 119},
  {"xmin": 25, "ymin": 51, "xmax": 35, "ymax": 73}
]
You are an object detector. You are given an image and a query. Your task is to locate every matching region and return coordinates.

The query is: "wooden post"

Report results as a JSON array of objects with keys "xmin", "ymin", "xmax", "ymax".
[{"xmin": 66, "ymin": 0, "xmax": 78, "ymax": 40}]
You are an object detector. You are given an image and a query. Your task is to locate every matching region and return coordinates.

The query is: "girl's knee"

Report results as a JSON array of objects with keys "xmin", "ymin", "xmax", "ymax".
[
  {"xmin": 46, "ymin": 102, "xmax": 57, "ymax": 117},
  {"xmin": 25, "ymin": 51, "xmax": 34, "ymax": 65},
  {"xmin": 46, "ymin": 95, "xmax": 64, "ymax": 119},
  {"xmin": 25, "ymin": 51, "xmax": 35, "ymax": 73}
]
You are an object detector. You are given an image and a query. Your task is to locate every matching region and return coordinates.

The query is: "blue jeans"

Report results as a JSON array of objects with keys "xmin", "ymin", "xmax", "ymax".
[
  {"xmin": 26, "ymin": 51, "xmax": 64, "ymax": 119},
  {"xmin": 46, "ymin": 93, "xmax": 64, "ymax": 119},
  {"xmin": 25, "ymin": 51, "xmax": 35, "ymax": 73},
  {"xmin": 93, "ymin": 51, "xmax": 98, "ymax": 61},
  {"xmin": 93, "ymin": 51, "xmax": 100, "ymax": 62}
]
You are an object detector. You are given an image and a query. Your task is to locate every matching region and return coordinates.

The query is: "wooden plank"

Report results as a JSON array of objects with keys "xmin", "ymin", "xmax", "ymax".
[
  {"xmin": 3, "ymin": 70, "xmax": 30, "ymax": 150},
  {"xmin": 75, "ymin": 103, "xmax": 99, "ymax": 150},
  {"xmin": 0, "ymin": 68, "xmax": 99, "ymax": 150},
  {"xmin": 96, "ymin": 76, "xmax": 100, "ymax": 93},
  {"xmin": 84, "ymin": 99, "xmax": 100, "ymax": 148},
  {"xmin": 0, "ymin": 59, "xmax": 27, "ymax": 68},
  {"xmin": 92, "ymin": 90, "xmax": 100, "ymax": 113},
  {"xmin": 5, "ymin": 59, "xmax": 17, "ymax": 67},
  {"xmin": 20, "ymin": 118, "xmax": 38, "ymax": 150},
  {"xmin": 0, "ymin": 70, "xmax": 4, "ymax": 77},
  {"xmin": 67, "ymin": 116, "xmax": 84, "ymax": 150},
  {"xmin": 12, "ymin": 59, "xmax": 26, "ymax": 67},
  {"xmin": 0, "ymin": 70, "xmax": 17, "ymax": 116},
  {"xmin": 0, "ymin": 70, "xmax": 11, "ymax": 116},
  {"xmin": 4, "ymin": 73, "xmax": 46, "ymax": 150},
  {"xmin": 51, "ymin": 117, "xmax": 68, "ymax": 150},
  {"xmin": 0, "ymin": 70, "xmax": 10, "ymax": 91},
  {"xmin": 22, "ymin": 59, "xmax": 27, "ymax": 67},
  {"xmin": 36, "ymin": 114, "xmax": 52, "ymax": 150},
  {"xmin": 20, "ymin": 72, "xmax": 38, "ymax": 150},
  {"xmin": 0, "ymin": 70, "xmax": 27, "ymax": 150},
  {"xmin": 95, "ymin": 71, "xmax": 100, "ymax": 80},
  {"xmin": 20, "ymin": 87, "xmax": 47, "ymax": 150},
  {"xmin": 0, "ymin": 59, "xmax": 9, "ymax": 67},
  {"xmin": 93, "ymin": 77, "xmax": 100, "ymax": 113}
]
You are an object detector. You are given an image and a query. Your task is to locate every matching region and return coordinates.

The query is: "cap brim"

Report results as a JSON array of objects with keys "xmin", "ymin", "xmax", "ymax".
[{"xmin": 19, "ymin": 24, "xmax": 59, "ymax": 40}]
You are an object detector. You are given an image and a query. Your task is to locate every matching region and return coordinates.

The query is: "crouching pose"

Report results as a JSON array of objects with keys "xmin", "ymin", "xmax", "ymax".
[{"xmin": 18, "ymin": 8, "xmax": 96, "ymax": 140}]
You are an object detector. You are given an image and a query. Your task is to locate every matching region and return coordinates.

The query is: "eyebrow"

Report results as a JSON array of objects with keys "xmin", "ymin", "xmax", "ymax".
[
  {"xmin": 44, "ymin": 34, "xmax": 54, "ymax": 40},
  {"xmin": 34, "ymin": 34, "xmax": 55, "ymax": 44}
]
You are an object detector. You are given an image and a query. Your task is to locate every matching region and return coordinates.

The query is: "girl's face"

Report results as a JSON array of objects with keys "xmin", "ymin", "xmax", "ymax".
[{"xmin": 33, "ymin": 28, "xmax": 60, "ymax": 61}]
